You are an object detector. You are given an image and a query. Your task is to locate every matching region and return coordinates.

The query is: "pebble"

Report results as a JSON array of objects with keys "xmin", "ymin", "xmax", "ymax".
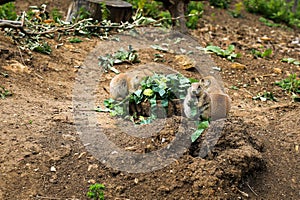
[{"xmin": 50, "ymin": 166, "xmax": 56, "ymax": 172}]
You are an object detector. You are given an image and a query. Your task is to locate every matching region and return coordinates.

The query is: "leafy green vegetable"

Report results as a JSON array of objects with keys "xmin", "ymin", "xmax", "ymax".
[
  {"xmin": 87, "ymin": 183, "xmax": 105, "ymax": 200},
  {"xmin": 102, "ymin": 73, "xmax": 192, "ymax": 123},
  {"xmin": 251, "ymin": 48, "xmax": 272, "ymax": 58},
  {"xmin": 276, "ymin": 74, "xmax": 300, "ymax": 95},
  {"xmin": 281, "ymin": 58, "xmax": 300, "ymax": 66},
  {"xmin": 205, "ymin": 45, "xmax": 240, "ymax": 61},
  {"xmin": 29, "ymin": 41, "xmax": 52, "ymax": 55},
  {"xmin": 98, "ymin": 45, "xmax": 140, "ymax": 74},
  {"xmin": 191, "ymin": 121, "xmax": 209, "ymax": 143}
]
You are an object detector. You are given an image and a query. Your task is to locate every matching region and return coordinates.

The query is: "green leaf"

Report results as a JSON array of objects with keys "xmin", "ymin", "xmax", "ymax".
[
  {"xmin": 151, "ymin": 45, "xmax": 169, "ymax": 52},
  {"xmin": 161, "ymin": 99, "xmax": 168, "ymax": 108},
  {"xmin": 205, "ymin": 45, "xmax": 223, "ymax": 55},
  {"xmin": 197, "ymin": 120, "xmax": 209, "ymax": 129},
  {"xmin": 158, "ymin": 88, "xmax": 166, "ymax": 97},
  {"xmin": 69, "ymin": 37, "xmax": 83, "ymax": 43},
  {"xmin": 191, "ymin": 129, "xmax": 205, "ymax": 143},
  {"xmin": 262, "ymin": 48, "xmax": 272, "ymax": 57},
  {"xmin": 191, "ymin": 120, "xmax": 209, "ymax": 142}
]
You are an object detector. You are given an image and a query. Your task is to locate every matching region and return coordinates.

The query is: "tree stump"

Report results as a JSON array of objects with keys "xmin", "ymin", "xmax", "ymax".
[{"xmin": 66, "ymin": 0, "xmax": 132, "ymax": 23}]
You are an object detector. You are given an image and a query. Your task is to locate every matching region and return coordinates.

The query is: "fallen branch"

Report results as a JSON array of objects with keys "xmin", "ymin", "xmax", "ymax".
[
  {"xmin": 0, "ymin": 19, "xmax": 22, "ymax": 28},
  {"xmin": 1, "ymin": 12, "xmax": 202, "ymax": 36}
]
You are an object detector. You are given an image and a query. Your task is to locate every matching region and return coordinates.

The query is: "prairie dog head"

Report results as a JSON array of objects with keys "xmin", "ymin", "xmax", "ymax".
[
  {"xmin": 189, "ymin": 82, "xmax": 202, "ymax": 97},
  {"xmin": 110, "ymin": 73, "xmax": 129, "ymax": 100},
  {"xmin": 199, "ymin": 76, "xmax": 224, "ymax": 93},
  {"xmin": 128, "ymin": 73, "xmax": 145, "ymax": 93}
]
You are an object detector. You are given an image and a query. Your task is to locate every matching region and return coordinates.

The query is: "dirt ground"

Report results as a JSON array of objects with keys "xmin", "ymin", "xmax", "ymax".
[{"xmin": 0, "ymin": 0, "xmax": 299, "ymax": 199}]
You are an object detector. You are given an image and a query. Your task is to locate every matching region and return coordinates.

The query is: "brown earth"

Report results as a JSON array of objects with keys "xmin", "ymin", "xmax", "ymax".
[{"xmin": 0, "ymin": 0, "xmax": 299, "ymax": 199}]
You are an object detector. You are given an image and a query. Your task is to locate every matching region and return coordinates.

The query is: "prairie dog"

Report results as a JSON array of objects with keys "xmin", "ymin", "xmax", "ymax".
[
  {"xmin": 184, "ymin": 76, "xmax": 231, "ymax": 121},
  {"xmin": 199, "ymin": 76, "xmax": 231, "ymax": 120},
  {"xmin": 109, "ymin": 73, "xmax": 145, "ymax": 100},
  {"xmin": 109, "ymin": 63, "xmax": 177, "ymax": 100},
  {"xmin": 183, "ymin": 82, "xmax": 202, "ymax": 119}
]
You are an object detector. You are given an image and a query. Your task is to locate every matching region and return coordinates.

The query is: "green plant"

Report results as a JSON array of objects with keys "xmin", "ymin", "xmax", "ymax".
[
  {"xmin": 51, "ymin": 8, "xmax": 63, "ymax": 23},
  {"xmin": 281, "ymin": 57, "xmax": 300, "ymax": 65},
  {"xmin": 191, "ymin": 120, "xmax": 209, "ymax": 142},
  {"xmin": 259, "ymin": 17, "xmax": 282, "ymax": 27},
  {"xmin": 276, "ymin": 73, "xmax": 300, "ymax": 95},
  {"xmin": 100, "ymin": 3, "xmax": 110, "ymax": 20},
  {"xmin": 75, "ymin": 6, "xmax": 91, "ymax": 22},
  {"xmin": 28, "ymin": 41, "xmax": 52, "ymax": 55},
  {"xmin": 98, "ymin": 45, "xmax": 140, "ymax": 74},
  {"xmin": 158, "ymin": 11, "xmax": 172, "ymax": 28},
  {"xmin": 229, "ymin": 2, "xmax": 244, "ymax": 18},
  {"xmin": 244, "ymin": 0, "xmax": 300, "ymax": 28},
  {"xmin": 251, "ymin": 48, "xmax": 272, "ymax": 58},
  {"xmin": 69, "ymin": 37, "xmax": 83, "ymax": 43},
  {"xmin": 210, "ymin": 0, "xmax": 230, "ymax": 9},
  {"xmin": 186, "ymin": 1, "xmax": 204, "ymax": 29},
  {"xmin": 0, "ymin": 85, "xmax": 12, "ymax": 99},
  {"xmin": 252, "ymin": 92, "xmax": 277, "ymax": 101},
  {"xmin": 101, "ymin": 73, "xmax": 192, "ymax": 124},
  {"xmin": 230, "ymin": 85, "xmax": 239, "ymax": 90},
  {"xmin": 87, "ymin": 183, "xmax": 105, "ymax": 200},
  {"xmin": 0, "ymin": 2, "xmax": 17, "ymax": 20},
  {"xmin": 205, "ymin": 44, "xmax": 241, "ymax": 61}
]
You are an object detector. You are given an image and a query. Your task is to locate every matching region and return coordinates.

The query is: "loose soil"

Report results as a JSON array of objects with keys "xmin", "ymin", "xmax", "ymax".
[{"xmin": 0, "ymin": 0, "xmax": 299, "ymax": 199}]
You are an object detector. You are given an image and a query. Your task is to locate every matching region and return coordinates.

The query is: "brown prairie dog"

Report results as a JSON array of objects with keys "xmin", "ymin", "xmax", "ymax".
[
  {"xmin": 110, "ymin": 72, "xmax": 146, "ymax": 100},
  {"xmin": 184, "ymin": 76, "xmax": 231, "ymax": 121},
  {"xmin": 183, "ymin": 82, "xmax": 202, "ymax": 119},
  {"xmin": 110, "ymin": 63, "xmax": 177, "ymax": 100},
  {"xmin": 199, "ymin": 76, "xmax": 231, "ymax": 121}
]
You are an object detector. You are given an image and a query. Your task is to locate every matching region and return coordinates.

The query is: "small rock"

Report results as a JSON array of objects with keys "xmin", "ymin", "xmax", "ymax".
[
  {"xmin": 134, "ymin": 178, "xmax": 139, "ymax": 184},
  {"xmin": 88, "ymin": 179, "xmax": 96, "ymax": 184},
  {"xmin": 88, "ymin": 164, "xmax": 98, "ymax": 171},
  {"xmin": 174, "ymin": 55, "xmax": 196, "ymax": 70},
  {"xmin": 50, "ymin": 166, "xmax": 56, "ymax": 172},
  {"xmin": 62, "ymin": 134, "xmax": 77, "ymax": 141},
  {"xmin": 231, "ymin": 63, "xmax": 246, "ymax": 70},
  {"xmin": 273, "ymin": 68, "xmax": 282, "ymax": 74},
  {"xmin": 260, "ymin": 36, "xmax": 272, "ymax": 42}
]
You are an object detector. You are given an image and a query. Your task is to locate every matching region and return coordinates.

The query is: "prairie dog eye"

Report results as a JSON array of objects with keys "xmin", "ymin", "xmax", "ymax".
[{"xmin": 200, "ymin": 78, "xmax": 211, "ymax": 87}]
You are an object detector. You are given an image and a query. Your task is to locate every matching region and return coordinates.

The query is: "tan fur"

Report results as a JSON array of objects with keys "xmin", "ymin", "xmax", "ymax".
[
  {"xmin": 183, "ymin": 82, "xmax": 202, "ymax": 119},
  {"xmin": 109, "ymin": 62, "xmax": 176, "ymax": 100},
  {"xmin": 184, "ymin": 76, "xmax": 231, "ymax": 121},
  {"xmin": 198, "ymin": 76, "xmax": 231, "ymax": 120}
]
